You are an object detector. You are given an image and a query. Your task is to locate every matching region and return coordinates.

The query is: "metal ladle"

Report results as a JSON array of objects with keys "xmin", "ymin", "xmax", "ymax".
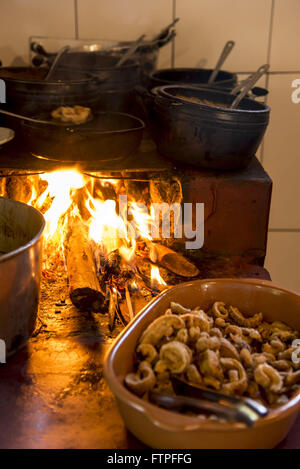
[
  {"xmin": 230, "ymin": 63, "xmax": 269, "ymax": 109},
  {"xmin": 44, "ymin": 45, "xmax": 71, "ymax": 81},
  {"xmin": 208, "ymin": 40, "xmax": 235, "ymax": 84},
  {"xmin": 0, "ymin": 109, "xmax": 91, "ymax": 126}
]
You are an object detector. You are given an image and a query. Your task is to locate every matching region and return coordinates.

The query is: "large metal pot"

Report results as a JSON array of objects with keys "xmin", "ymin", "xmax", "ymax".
[{"xmin": 0, "ymin": 197, "xmax": 45, "ymax": 357}]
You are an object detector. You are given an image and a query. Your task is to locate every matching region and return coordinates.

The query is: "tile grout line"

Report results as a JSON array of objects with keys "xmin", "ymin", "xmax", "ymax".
[
  {"xmin": 266, "ymin": 0, "xmax": 276, "ymax": 68},
  {"xmin": 269, "ymin": 229, "xmax": 300, "ymax": 233},
  {"xmin": 74, "ymin": 0, "xmax": 79, "ymax": 39},
  {"xmin": 238, "ymin": 71, "xmax": 300, "ymax": 75},
  {"xmin": 171, "ymin": 0, "xmax": 176, "ymax": 68},
  {"xmin": 261, "ymin": 0, "xmax": 275, "ymax": 166}
]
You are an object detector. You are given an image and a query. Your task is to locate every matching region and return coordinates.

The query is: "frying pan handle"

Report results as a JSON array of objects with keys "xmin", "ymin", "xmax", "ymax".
[
  {"xmin": 30, "ymin": 41, "xmax": 51, "ymax": 57},
  {"xmin": 87, "ymin": 72, "xmax": 109, "ymax": 85}
]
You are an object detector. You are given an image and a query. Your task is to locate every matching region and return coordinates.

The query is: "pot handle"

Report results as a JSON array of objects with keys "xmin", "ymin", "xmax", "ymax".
[
  {"xmin": 87, "ymin": 72, "xmax": 109, "ymax": 85},
  {"xmin": 30, "ymin": 41, "xmax": 51, "ymax": 57},
  {"xmin": 135, "ymin": 84, "xmax": 153, "ymax": 99}
]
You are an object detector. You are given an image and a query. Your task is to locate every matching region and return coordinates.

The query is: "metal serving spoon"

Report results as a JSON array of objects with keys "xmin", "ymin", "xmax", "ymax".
[{"xmin": 208, "ymin": 40, "xmax": 235, "ymax": 85}]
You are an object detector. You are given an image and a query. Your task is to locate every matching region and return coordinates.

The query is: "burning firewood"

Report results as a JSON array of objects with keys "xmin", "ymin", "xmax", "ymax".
[
  {"xmin": 125, "ymin": 285, "xmax": 134, "ymax": 320},
  {"xmin": 148, "ymin": 242, "xmax": 199, "ymax": 278},
  {"xmin": 108, "ymin": 287, "xmax": 118, "ymax": 331},
  {"xmin": 64, "ymin": 217, "xmax": 105, "ymax": 311}
]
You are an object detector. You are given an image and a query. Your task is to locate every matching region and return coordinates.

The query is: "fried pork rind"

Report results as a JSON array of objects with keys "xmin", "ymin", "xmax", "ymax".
[
  {"xmin": 219, "ymin": 337, "xmax": 240, "ymax": 360},
  {"xmin": 175, "ymin": 327, "xmax": 189, "ymax": 344},
  {"xmin": 125, "ymin": 360, "xmax": 156, "ymax": 396},
  {"xmin": 139, "ymin": 314, "xmax": 184, "ymax": 345},
  {"xmin": 254, "ymin": 363, "xmax": 283, "ymax": 393},
  {"xmin": 199, "ymin": 349, "xmax": 223, "ymax": 380},
  {"xmin": 136, "ymin": 343, "xmax": 158, "ymax": 364},
  {"xmin": 196, "ymin": 333, "xmax": 220, "ymax": 353},
  {"xmin": 212, "ymin": 301, "xmax": 229, "ymax": 320},
  {"xmin": 170, "ymin": 302, "xmax": 192, "ymax": 315},
  {"xmin": 125, "ymin": 299, "xmax": 300, "ymax": 410},
  {"xmin": 159, "ymin": 341, "xmax": 191, "ymax": 374},
  {"xmin": 229, "ymin": 305, "xmax": 263, "ymax": 328},
  {"xmin": 185, "ymin": 364, "xmax": 202, "ymax": 384},
  {"xmin": 285, "ymin": 370, "xmax": 300, "ymax": 386},
  {"xmin": 51, "ymin": 105, "xmax": 91, "ymax": 124},
  {"xmin": 221, "ymin": 358, "xmax": 248, "ymax": 395}
]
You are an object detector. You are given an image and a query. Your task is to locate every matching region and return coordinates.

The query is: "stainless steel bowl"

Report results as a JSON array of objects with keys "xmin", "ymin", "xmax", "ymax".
[{"xmin": 0, "ymin": 197, "xmax": 45, "ymax": 356}]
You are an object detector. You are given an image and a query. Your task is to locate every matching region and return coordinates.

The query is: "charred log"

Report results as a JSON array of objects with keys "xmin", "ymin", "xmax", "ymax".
[
  {"xmin": 64, "ymin": 217, "xmax": 105, "ymax": 311},
  {"xmin": 149, "ymin": 242, "xmax": 199, "ymax": 277}
]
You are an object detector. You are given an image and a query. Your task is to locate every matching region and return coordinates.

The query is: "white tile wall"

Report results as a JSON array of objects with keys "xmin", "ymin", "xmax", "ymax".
[
  {"xmin": 263, "ymin": 74, "xmax": 300, "ymax": 229},
  {"xmin": 77, "ymin": 0, "xmax": 174, "ymax": 68},
  {"xmin": 175, "ymin": 0, "xmax": 272, "ymax": 71},
  {"xmin": 0, "ymin": 0, "xmax": 299, "ymax": 291},
  {"xmin": 0, "ymin": 0, "xmax": 75, "ymax": 66},
  {"xmin": 270, "ymin": 0, "xmax": 300, "ymax": 71},
  {"xmin": 265, "ymin": 232, "xmax": 300, "ymax": 292}
]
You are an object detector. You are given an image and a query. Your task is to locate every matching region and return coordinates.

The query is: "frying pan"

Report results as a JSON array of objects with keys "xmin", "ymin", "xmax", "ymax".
[{"xmin": 19, "ymin": 110, "xmax": 145, "ymax": 163}]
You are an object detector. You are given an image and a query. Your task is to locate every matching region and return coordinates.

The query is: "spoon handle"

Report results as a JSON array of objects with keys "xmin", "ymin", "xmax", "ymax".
[
  {"xmin": 208, "ymin": 40, "xmax": 235, "ymax": 84},
  {"xmin": 230, "ymin": 64, "xmax": 269, "ymax": 109},
  {"xmin": 45, "ymin": 45, "xmax": 71, "ymax": 81},
  {"xmin": 0, "ymin": 109, "xmax": 51, "ymax": 125}
]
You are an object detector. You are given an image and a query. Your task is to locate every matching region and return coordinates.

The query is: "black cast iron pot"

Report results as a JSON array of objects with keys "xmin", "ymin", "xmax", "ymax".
[
  {"xmin": 147, "ymin": 68, "xmax": 238, "ymax": 90},
  {"xmin": 152, "ymin": 85, "xmax": 270, "ymax": 171}
]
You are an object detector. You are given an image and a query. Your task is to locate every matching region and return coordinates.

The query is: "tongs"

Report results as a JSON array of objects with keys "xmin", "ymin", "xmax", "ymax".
[{"xmin": 149, "ymin": 376, "xmax": 268, "ymax": 427}]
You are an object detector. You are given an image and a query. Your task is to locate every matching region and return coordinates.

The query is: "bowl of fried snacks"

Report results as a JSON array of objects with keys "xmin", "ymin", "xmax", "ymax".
[{"xmin": 104, "ymin": 278, "xmax": 300, "ymax": 449}]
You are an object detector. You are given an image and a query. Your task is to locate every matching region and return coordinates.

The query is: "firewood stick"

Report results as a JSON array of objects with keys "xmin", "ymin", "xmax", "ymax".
[
  {"xmin": 125, "ymin": 285, "xmax": 134, "ymax": 320},
  {"xmin": 148, "ymin": 242, "xmax": 199, "ymax": 278},
  {"xmin": 64, "ymin": 217, "xmax": 105, "ymax": 311},
  {"xmin": 108, "ymin": 288, "xmax": 118, "ymax": 331}
]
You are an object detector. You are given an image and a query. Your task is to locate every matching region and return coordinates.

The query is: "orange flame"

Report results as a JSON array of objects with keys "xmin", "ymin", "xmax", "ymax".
[{"xmin": 151, "ymin": 265, "xmax": 167, "ymax": 288}]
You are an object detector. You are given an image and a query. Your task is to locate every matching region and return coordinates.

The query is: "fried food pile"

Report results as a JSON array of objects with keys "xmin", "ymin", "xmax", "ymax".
[
  {"xmin": 51, "ymin": 105, "xmax": 91, "ymax": 124},
  {"xmin": 125, "ymin": 301, "xmax": 300, "ymax": 407}
]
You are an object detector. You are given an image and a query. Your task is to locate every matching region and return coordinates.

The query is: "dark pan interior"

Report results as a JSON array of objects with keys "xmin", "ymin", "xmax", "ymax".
[{"xmin": 151, "ymin": 68, "xmax": 235, "ymax": 84}]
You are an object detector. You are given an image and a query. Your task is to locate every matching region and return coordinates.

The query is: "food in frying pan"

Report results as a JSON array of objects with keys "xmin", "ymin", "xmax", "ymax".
[
  {"xmin": 176, "ymin": 95, "xmax": 230, "ymax": 108},
  {"xmin": 51, "ymin": 105, "xmax": 92, "ymax": 124},
  {"xmin": 125, "ymin": 301, "xmax": 300, "ymax": 408}
]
